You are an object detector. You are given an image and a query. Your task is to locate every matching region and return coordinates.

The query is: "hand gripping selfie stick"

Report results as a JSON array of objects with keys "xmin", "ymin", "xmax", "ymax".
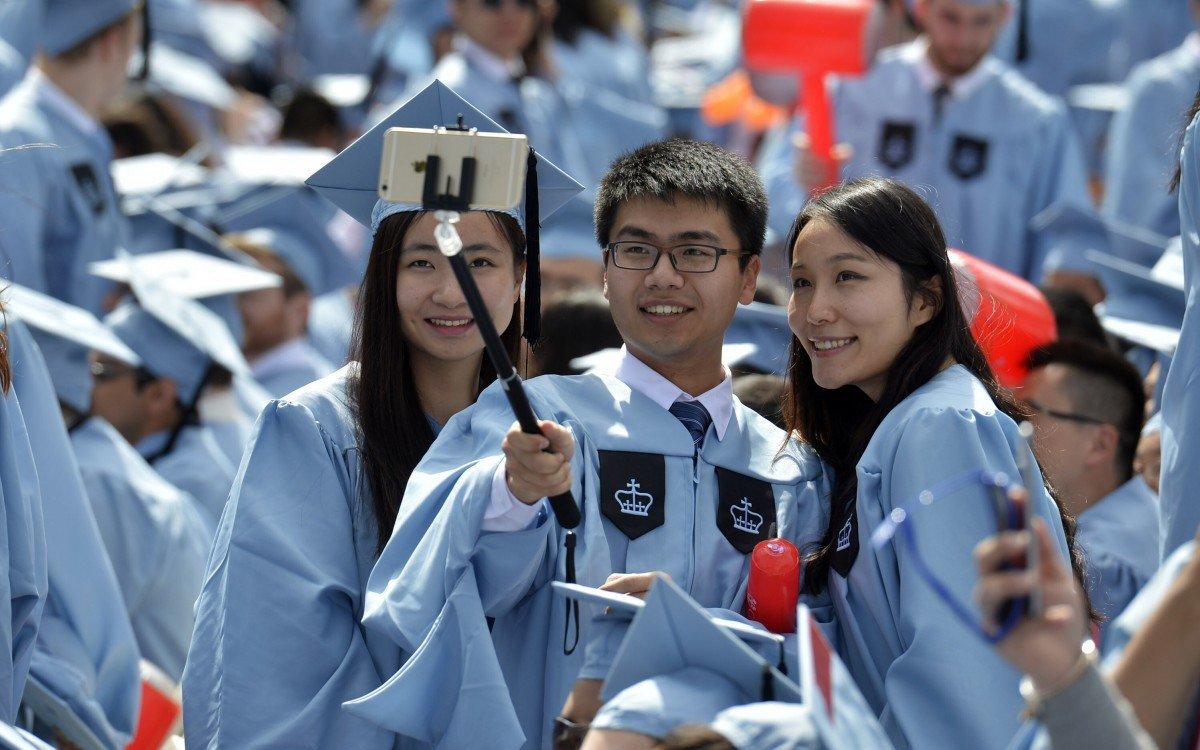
[{"xmin": 413, "ymin": 121, "xmax": 584, "ymax": 651}]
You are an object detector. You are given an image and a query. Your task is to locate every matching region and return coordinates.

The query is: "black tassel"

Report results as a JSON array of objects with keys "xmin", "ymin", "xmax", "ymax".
[
  {"xmin": 139, "ymin": 1, "xmax": 152, "ymax": 81},
  {"xmin": 1015, "ymin": 0, "xmax": 1030, "ymax": 63},
  {"xmin": 523, "ymin": 147, "xmax": 541, "ymax": 346}
]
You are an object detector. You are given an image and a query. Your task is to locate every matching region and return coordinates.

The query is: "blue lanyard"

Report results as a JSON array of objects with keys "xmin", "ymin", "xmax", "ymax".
[{"xmin": 869, "ymin": 469, "xmax": 1028, "ymax": 644}]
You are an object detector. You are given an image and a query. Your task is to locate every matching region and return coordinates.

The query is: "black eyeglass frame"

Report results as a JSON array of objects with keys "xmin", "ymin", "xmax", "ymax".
[
  {"xmin": 479, "ymin": 0, "xmax": 536, "ymax": 9},
  {"xmin": 1023, "ymin": 399, "xmax": 1108, "ymax": 426},
  {"xmin": 604, "ymin": 241, "xmax": 742, "ymax": 274}
]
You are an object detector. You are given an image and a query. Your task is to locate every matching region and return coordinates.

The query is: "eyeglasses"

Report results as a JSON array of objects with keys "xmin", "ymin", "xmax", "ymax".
[
  {"xmin": 90, "ymin": 360, "xmax": 156, "ymax": 387},
  {"xmin": 479, "ymin": 0, "xmax": 536, "ymax": 9},
  {"xmin": 605, "ymin": 241, "xmax": 741, "ymax": 274},
  {"xmin": 870, "ymin": 469, "xmax": 1035, "ymax": 644},
  {"xmin": 1023, "ymin": 399, "xmax": 1107, "ymax": 426}
]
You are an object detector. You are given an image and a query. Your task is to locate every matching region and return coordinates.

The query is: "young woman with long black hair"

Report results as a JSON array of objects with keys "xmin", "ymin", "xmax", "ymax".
[{"xmin": 783, "ymin": 177, "xmax": 1087, "ymax": 749}]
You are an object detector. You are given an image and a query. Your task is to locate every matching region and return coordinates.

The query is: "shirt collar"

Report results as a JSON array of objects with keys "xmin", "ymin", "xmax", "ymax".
[
  {"xmin": 452, "ymin": 34, "xmax": 526, "ymax": 84},
  {"xmin": 30, "ymin": 67, "xmax": 101, "ymax": 138},
  {"xmin": 611, "ymin": 346, "xmax": 734, "ymax": 441},
  {"xmin": 909, "ymin": 37, "xmax": 992, "ymax": 102}
]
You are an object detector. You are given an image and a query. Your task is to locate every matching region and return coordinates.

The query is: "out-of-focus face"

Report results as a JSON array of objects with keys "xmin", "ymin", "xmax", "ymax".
[
  {"xmin": 101, "ymin": 10, "xmax": 143, "ymax": 101},
  {"xmin": 917, "ymin": 0, "xmax": 1010, "ymax": 77},
  {"xmin": 451, "ymin": 0, "xmax": 538, "ymax": 60},
  {"xmin": 1134, "ymin": 429, "xmax": 1161, "ymax": 494},
  {"xmin": 602, "ymin": 196, "xmax": 758, "ymax": 378},
  {"xmin": 88, "ymin": 352, "xmax": 152, "ymax": 443},
  {"xmin": 238, "ymin": 281, "xmax": 311, "ymax": 361},
  {"xmin": 394, "ymin": 211, "xmax": 523, "ymax": 366},
  {"xmin": 787, "ymin": 218, "xmax": 936, "ymax": 402},
  {"xmin": 1021, "ymin": 364, "xmax": 1099, "ymax": 504}
]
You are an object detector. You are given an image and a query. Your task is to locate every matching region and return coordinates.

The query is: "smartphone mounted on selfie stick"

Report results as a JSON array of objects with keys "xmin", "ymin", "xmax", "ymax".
[{"xmin": 379, "ymin": 119, "xmax": 584, "ymax": 649}]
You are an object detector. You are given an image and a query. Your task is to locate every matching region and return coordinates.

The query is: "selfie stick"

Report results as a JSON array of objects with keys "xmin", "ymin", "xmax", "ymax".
[{"xmin": 420, "ymin": 133, "xmax": 581, "ymax": 532}]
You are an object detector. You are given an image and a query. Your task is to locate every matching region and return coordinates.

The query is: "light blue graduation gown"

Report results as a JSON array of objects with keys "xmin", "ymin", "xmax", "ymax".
[
  {"xmin": 6, "ymin": 321, "xmax": 139, "ymax": 750},
  {"xmin": 992, "ymin": 0, "xmax": 1127, "ymax": 97},
  {"xmin": 0, "ymin": 71, "xmax": 126, "ymax": 315},
  {"xmin": 1114, "ymin": 0, "xmax": 1194, "ymax": 76},
  {"xmin": 552, "ymin": 28, "xmax": 655, "ymax": 106},
  {"xmin": 815, "ymin": 365, "xmax": 1070, "ymax": 750},
  {"xmin": 0, "ymin": 38, "xmax": 23, "ymax": 99},
  {"xmin": 182, "ymin": 366, "xmax": 402, "ymax": 750},
  {"xmin": 70, "ymin": 415, "xmax": 211, "ymax": 681},
  {"xmin": 0, "ymin": 341, "xmax": 46, "ymax": 723},
  {"xmin": 1104, "ymin": 36, "xmax": 1200, "ymax": 239},
  {"xmin": 758, "ymin": 41, "xmax": 1090, "ymax": 282},
  {"xmin": 308, "ymin": 287, "xmax": 356, "ymax": 368},
  {"xmin": 251, "ymin": 340, "xmax": 337, "ymax": 399},
  {"xmin": 137, "ymin": 423, "xmax": 235, "ymax": 527},
  {"xmin": 1159, "ymin": 111, "xmax": 1200, "ymax": 558},
  {"xmin": 1075, "ymin": 477, "xmax": 1160, "ymax": 645},
  {"xmin": 0, "ymin": 2, "xmax": 37, "ymax": 64},
  {"xmin": 349, "ymin": 373, "xmax": 828, "ymax": 749},
  {"xmin": 285, "ymin": 0, "xmax": 376, "ymax": 78}
]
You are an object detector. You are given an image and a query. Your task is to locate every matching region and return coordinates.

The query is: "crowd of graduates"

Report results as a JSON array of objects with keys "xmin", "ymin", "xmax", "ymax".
[{"xmin": 0, "ymin": 0, "xmax": 1195, "ymax": 748}]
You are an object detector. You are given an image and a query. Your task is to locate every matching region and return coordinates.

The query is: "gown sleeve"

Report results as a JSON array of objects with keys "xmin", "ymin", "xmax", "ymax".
[
  {"xmin": 182, "ymin": 399, "xmax": 396, "ymax": 750},
  {"xmin": 866, "ymin": 405, "xmax": 1068, "ymax": 749}
]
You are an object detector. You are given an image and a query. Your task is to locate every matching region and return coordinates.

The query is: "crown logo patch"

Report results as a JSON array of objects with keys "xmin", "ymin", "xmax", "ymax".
[
  {"xmin": 836, "ymin": 516, "xmax": 853, "ymax": 552},
  {"xmin": 730, "ymin": 497, "xmax": 764, "ymax": 535},
  {"xmin": 615, "ymin": 479, "xmax": 654, "ymax": 517}
]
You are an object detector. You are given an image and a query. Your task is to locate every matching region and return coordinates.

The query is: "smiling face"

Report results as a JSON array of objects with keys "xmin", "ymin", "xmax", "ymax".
[
  {"xmin": 788, "ymin": 218, "xmax": 936, "ymax": 401},
  {"xmin": 394, "ymin": 211, "xmax": 523, "ymax": 366},
  {"xmin": 602, "ymin": 196, "xmax": 759, "ymax": 382}
]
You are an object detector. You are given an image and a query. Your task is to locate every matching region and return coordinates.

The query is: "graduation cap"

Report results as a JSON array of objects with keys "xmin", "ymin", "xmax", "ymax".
[
  {"xmin": 111, "ymin": 153, "xmax": 209, "ymax": 198},
  {"xmin": 104, "ymin": 251, "xmax": 251, "ymax": 410},
  {"xmin": 42, "ymin": 0, "xmax": 137, "ymax": 57},
  {"xmin": 88, "ymin": 248, "xmax": 282, "ymax": 299},
  {"xmin": 131, "ymin": 41, "xmax": 237, "ymax": 111},
  {"xmin": 215, "ymin": 187, "xmax": 357, "ymax": 297},
  {"xmin": 2, "ymin": 281, "xmax": 142, "ymax": 413},
  {"xmin": 570, "ymin": 342, "xmax": 771, "ymax": 374},
  {"xmin": 221, "ymin": 145, "xmax": 336, "ymax": 188},
  {"xmin": 576, "ymin": 577, "xmax": 800, "ymax": 705},
  {"xmin": 1031, "ymin": 202, "xmax": 1170, "ymax": 274},
  {"xmin": 305, "ymin": 79, "xmax": 584, "ymax": 344}
]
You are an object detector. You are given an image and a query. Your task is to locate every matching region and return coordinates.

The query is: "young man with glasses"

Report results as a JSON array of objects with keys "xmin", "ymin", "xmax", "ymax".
[
  {"xmin": 1023, "ymin": 341, "xmax": 1159, "ymax": 641},
  {"xmin": 349, "ymin": 139, "xmax": 828, "ymax": 750}
]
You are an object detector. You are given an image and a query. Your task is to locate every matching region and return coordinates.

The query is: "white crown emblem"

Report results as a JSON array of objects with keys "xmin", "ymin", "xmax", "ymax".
[
  {"xmin": 615, "ymin": 479, "xmax": 654, "ymax": 517},
  {"xmin": 730, "ymin": 497, "xmax": 764, "ymax": 535},
  {"xmin": 836, "ymin": 516, "xmax": 853, "ymax": 552}
]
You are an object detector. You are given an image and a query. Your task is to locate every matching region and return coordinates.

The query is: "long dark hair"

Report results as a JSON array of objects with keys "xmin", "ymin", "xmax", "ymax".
[
  {"xmin": 783, "ymin": 179, "xmax": 1085, "ymax": 599},
  {"xmin": 350, "ymin": 210, "xmax": 525, "ymax": 555}
]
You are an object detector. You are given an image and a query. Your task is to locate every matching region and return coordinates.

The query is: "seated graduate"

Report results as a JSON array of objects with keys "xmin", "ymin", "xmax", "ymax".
[
  {"xmin": 181, "ymin": 81, "xmax": 570, "ymax": 750},
  {"xmin": 224, "ymin": 225, "xmax": 354, "ymax": 398},
  {"xmin": 346, "ymin": 137, "xmax": 829, "ymax": 749},
  {"xmin": 2, "ymin": 318, "xmax": 139, "ymax": 750},
  {"xmin": 18, "ymin": 288, "xmax": 210, "ymax": 683},
  {"xmin": 93, "ymin": 289, "xmax": 238, "ymax": 526},
  {"xmin": 1022, "ymin": 342, "xmax": 1159, "ymax": 643},
  {"xmin": 776, "ymin": 177, "xmax": 1081, "ymax": 749}
]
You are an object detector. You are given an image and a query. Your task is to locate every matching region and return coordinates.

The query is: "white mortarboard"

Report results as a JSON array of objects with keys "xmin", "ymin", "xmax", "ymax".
[
  {"xmin": 221, "ymin": 145, "xmax": 335, "ymax": 187},
  {"xmin": 42, "ymin": 0, "xmax": 135, "ymax": 57},
  {"xmin": 105, "ymin": 252, "xmax": 251, "ymax": 405},
  {"xmin": 131, "ymin": 41, "xmax": 237, "ymax": 111},
  {"xmin": 112, "ymin": 153, "xmax": 209, "ymax": 198},
  {"xmin": 88, "ymin": 248, "xmax": 282, "ymax": 299},
  {"xmin": 195, "ymin": 0, "xmax": 276, "ymax": 67},
  {"xmin": 571, "ymin": 342, "xmax": 764, "ymax": 374},
  {"xmin": 2, "ymin": 281, "xmax": 141, "ymax": 412},
  {"xmin": 304, "ymin": 79, "xmax": 584, "ymax": 343},
  {"xmin": 1065, "ymin": 83, "xmax": 1129, "ymax": 113},
  {"xmin": 572, "ymin": 577, "xmax": 799, "ymax": 704},
  {"xmin": 311, "ymin": 73, "xmax": 372, "ymax": 109}
]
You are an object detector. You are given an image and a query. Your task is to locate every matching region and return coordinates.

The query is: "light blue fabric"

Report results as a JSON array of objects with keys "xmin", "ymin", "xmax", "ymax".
[
  {"xmin": 136, "ymin": 424, "xmax": 234, "ymax": 526},
  {"xmin": 0, "ymin": 0, "xmax": 40, "ymax": 63},
  {"xmin": 992, "ymin": 0, "xmax": 1125, "ymax": 96},
  {"xmin": 758, "ymin": 41, "xmax": 1090, "ymax": 282},
  {"xmin": 592, "ymin": 666, "xmax": 749, "ymax": 740},
  {"xmin": 1075, "ymin": 477, "xmax": 1161, "ymax": 647},
  {"xmin": 1159, "ymin": 111, "xmax": 1200, "ymax": 558},
  {"xmin": 710, "ymin": 702, "xmax": 821, "ymax": 750},
  {"xmin": 284, "ymin": 0, "xmax": 377, "ymax": 78},
  {"xmin": 814, "ymin": 365, "xmax": 1070, "ymax": 750},
  {"xmin": 1103, "ymin": 36, "xmax": 1200, "ymax": 238},
  {"xmin": 349, "ymin": 372, "xmax": 828, "ymax": 749},
  {"xmin": 0, "ymin": 71, "xmax": 126, "ymax": 314},
  {"xmin": 552, "ymin": 29, "xmax": 654, "ymax": 106},
  {"xmin": 0, "ymin": 330, "xmax": 47, "ymax": 724},
  {"xmin": 1113, "ymin": 0, "xmax": 1194, "ymax": 76},
  {"xmin": 70, "ymin": 415, "xmax": 211, "ymax": 681},
  {"xmin": 252, "ymin": 340, "xmax": 336, "ymax": 399},
  {"xmin": 106, "ymin": 300, "xmax": 212, "ymax": 403},
  {"xmin": 307, "ymin": 287, "xmax": 355, "ymax": 368},
  {"xmin": 182, "ymin": 366, "xmax": 403, "ymax": 750},
  {"xmin": 6, "ymin": 319, "xmax": 139, "ymax": 750},
  {"xmin": 25, "ymin": 327, "xmax": 90, "ymax": 413},
  {"xmin": 41, "ymin": 0, "xmax": 134, "ymax": 57},
  {"xmin": 0, "ymin": 37, "xmax": 24, "ymax": 98}
]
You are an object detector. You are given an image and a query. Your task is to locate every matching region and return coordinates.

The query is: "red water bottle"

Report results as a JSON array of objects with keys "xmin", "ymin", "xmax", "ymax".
[{"xmin": 744, "ymin": 525, "xmax": 801, "ymax": 634}]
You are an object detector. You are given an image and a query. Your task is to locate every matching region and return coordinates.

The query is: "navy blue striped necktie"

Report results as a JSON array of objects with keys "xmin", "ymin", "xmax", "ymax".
[{"xmin": 669, "ymin": 400, "xmax": 712, "ymax": 453}]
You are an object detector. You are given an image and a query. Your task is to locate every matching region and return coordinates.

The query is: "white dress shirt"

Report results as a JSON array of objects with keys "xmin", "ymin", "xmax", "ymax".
[{"xmin": 483, "ymin": 346, "xmax": 733, "ymax": 531}]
